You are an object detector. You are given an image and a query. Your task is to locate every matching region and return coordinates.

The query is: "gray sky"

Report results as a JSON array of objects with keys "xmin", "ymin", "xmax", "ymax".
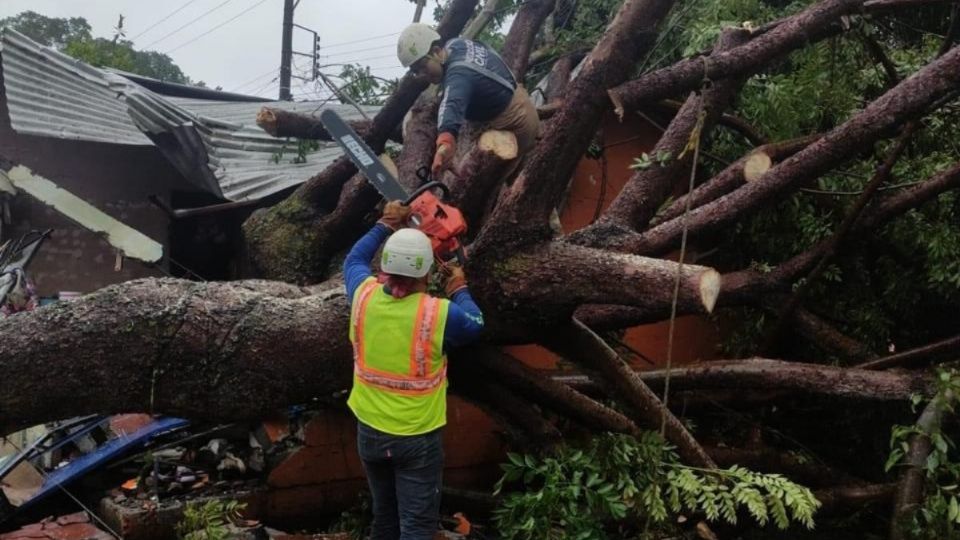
[{"xmin": 0, "ymin": 0, "xmax": 424, "ymax": 100}]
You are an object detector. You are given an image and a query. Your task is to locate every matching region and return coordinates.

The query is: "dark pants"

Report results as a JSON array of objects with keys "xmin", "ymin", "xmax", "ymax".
[{"xmin": 357, "ymin": 422, "xmax": 444, "ymax": 540}]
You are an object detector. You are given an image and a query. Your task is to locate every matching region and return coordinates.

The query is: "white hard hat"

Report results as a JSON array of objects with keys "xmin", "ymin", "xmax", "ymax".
[
  {"xmin": 397, "ymin": 23, "xmax": 441, "ymax": 68},
  {"xmin": 381, "ymin": 228, "xmax": 433, "ymax": 278}
]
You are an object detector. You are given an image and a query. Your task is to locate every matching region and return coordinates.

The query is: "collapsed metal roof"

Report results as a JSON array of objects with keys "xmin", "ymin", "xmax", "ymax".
[{"xmin": 0, "ymin": 29, "xmax": 380, "ymax": 201}]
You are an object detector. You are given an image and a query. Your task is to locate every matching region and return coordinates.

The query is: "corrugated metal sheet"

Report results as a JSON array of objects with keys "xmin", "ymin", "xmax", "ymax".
[
  {"xmin": 0, "ymin": 30, "xmax": 384, "ymax": 201},
  {"xmin": 0, "ymin": 30, "xmax": 151, "ymax": 145}
]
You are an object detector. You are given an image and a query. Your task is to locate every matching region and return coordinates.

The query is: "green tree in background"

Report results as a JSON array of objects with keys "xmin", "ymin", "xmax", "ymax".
[{"xmin": 0, "ymin": 10, "xmax": 193, "ymax": 85}]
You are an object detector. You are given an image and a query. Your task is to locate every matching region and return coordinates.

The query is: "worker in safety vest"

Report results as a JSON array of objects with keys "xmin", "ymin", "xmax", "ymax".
[
  {"xmin": 397, "ymin": 23, "xmax": 540, "ymax": 178},
  {"xmin": 343, "ymin": 201, "xmax": 484, "ymax": 540}
]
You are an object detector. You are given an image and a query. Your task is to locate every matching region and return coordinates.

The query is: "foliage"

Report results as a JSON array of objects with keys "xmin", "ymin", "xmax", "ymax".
[
  {"xmin": 272, "ymin": 139, "xmax": 321, "ymax": 165},
  {"xmin": 175, "ymin": 499, "xmax": 245, "ymax": 540},
  {"xmin": 0, "ymin": 11, "xmax": 91, "ymax": 49},
  {"xmin": 337, "ymin": 64, "xmax": 398, "ymax": 107},
  {"xmin": 493, "ymin": 432, "xmax": 820, "ymax": 539},
  {"xmin": 326, "ymin": 491, "xmax": 373, "ymax": 539},
  {"xmin": 1, "ymin": 11, "xmax": 192, "ymax": 84},
  {"xmin": 886, "ymin": 369, "xmax": 960, "ymax": 539}
]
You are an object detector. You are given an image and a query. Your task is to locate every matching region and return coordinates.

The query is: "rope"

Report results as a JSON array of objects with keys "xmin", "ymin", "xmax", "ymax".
[{"xmin": 660, "ymin": 62, "xmax": 710, "ymax": 436}]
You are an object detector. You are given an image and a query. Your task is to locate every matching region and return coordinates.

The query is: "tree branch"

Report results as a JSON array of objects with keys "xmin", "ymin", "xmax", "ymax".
[
  {"xmin": 721, "ymin": 160, "xmax": 960, "ymax": 304},
  {"xmin": 596, "ymin": 28, "xmax": 752, "ymax": 232},
  {"xmin": 607, "ymin": 0, "xmax": 866, "ymax": 118},
  {"xmin": 471, "ymin": 349, "xmax": 642, "ymax": 435},
  {"xmin": 891, "ymin": 391, "xmax": 951, "ymax": 540},
  {"xmin": 651, "ymin": 135, "xmax": 820, "ymax": 226},
  {"xmin": 623, "ymin": 46, "xmax": 960, "ymax": 256},
  {"xmin": 762, "ymin": 121, "xmax": 919, "ymax": 354},
  {"xmin": 857, "ymin": 334, "xmax": 960, "ymax": 370},
  {"xmin": 500, "ymin": 0, "xmax": 558, "ymax": 78},
  {"xmin": 637, "ymin": 358, "xmax": 932, "ymax": 400},
  {"xmin": 560, "ymin": 318, "xmax": 717, "ymax": 468}
]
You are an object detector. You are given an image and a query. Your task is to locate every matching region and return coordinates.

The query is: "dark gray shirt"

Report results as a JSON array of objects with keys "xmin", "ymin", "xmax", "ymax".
[{"xmin": 437, "ymin": 38, "xmax": 516, "ymax": 137}]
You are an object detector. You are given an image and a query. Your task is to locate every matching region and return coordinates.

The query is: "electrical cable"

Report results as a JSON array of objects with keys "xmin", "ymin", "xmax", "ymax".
[
  {"xmin": 165, "ymin": 0, "xmax": 269, "ymax": 54},
  {"xmin": 130, "ymin": 0, "xmax": 202, "ymax": 41},
  {"xmin": 142, "ymin": 0, "xmax": 238, "ymax": 50}
]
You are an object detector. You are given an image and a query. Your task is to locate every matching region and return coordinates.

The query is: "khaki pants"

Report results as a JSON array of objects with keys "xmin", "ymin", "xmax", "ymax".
[
  {"xmin": 467, "ymin": 85, "xmax": 539, "ymax": 189},
  {"xmin": 486, "ymin": 86, "xmax": 540, "ymax": 156}
]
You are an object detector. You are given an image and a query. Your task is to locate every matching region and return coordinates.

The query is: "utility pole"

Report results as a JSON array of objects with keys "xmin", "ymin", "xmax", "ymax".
[
  {"xmin": 279, "ymin": 0, "xmax": 295, "ymax": 101},
  {"xmin": 413, "ymin": 0, "xmax": 426, "ymax": 22}
]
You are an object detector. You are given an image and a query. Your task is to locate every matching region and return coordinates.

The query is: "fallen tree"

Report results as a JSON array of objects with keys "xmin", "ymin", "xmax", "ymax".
[{"xmin": 3, "ymin": 0, "xmax": 960, "ymax": 535}]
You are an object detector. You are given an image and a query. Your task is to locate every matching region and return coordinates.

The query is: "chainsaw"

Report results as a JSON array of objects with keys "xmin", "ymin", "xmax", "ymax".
[{"xmin": 320, "ymin": 109, "xmax": 467, "ymax": 264}]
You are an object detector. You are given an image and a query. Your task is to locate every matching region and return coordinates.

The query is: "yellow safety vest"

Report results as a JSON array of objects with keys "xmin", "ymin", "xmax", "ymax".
[{"xmin": 347, "ymin": 277, "xmax": 451, "ymax": 436}]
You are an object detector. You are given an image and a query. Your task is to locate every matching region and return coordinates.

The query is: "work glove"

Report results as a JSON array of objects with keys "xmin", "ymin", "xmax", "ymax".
[
  {"xmin": 443, "ymin": 264, "xmax": 468, "ymax": 297},
  {"xmin": 431, "ymin": 132, "xmax": 457, "ymax": 177},
  {"xmin": 378, "ymin": 200, "xmax": 411, "ymax": 230}
]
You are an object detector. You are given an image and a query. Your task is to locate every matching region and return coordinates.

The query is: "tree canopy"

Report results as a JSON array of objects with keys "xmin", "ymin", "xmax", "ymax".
[{"xmin": 0, "ymin": 10, "xmax": 194, "ymax": 85}]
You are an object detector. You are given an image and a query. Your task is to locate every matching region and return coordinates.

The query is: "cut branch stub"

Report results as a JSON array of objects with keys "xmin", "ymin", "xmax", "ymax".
[
  {"xmin": 480, "ymin": 241, "xmax": 720, "ymax": 329},
  {"xmin": 448, "ymin": 130, "xmax": 519, "ymax": 226},
  {"xmin": 743, "ymin": 151, "xmax": 773, "ymax": 182},
  {"xmin": 255, "ymin": 107, "xmax": 402, "ymax": 143}
]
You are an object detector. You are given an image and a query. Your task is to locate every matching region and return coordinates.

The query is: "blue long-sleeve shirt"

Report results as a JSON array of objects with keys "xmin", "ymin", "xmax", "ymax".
[
  {"xmin": 343, "ymin": 224, "xmax": 484, "ymax": 348},
  {"xmin": 437, "ymin": 38, "xmax": 516, "ymax": 138}
]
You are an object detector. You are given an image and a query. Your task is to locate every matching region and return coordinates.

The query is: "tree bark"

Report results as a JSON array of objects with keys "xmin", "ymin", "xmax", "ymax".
[
  {"xmin": 857, "ymin": 334, "xmax": 960, "ymax": 370},
  {"xmin": 891, "ymin": 391, "xmax": 951, "ymax": 540},
  {"xmin": 790, "ymin": 307, "xmax": 876, "ymax": 359},
  {"xmin": 483, "ymin": 242, "xmax": 720, "ymax": 331},
  {"xmin": 462, "ymin": 0, "xmax": 502, "ymax": 40},
  {"xmin": 0, "ymin": 278, "xmax": 354, "ymax": 434},
  {"xmin": 560, "ymin": 319, "xmax": 717, "ymax": 468},
  {"xmin": 500, "ymin": 0, "xmax": 558, "ymax": 78},
  {"xmin": 815, "ymin": 484, "xmax": 896, "ymax": 513},
  {"xmin": 636, "ymin": 358, "xmax": 932, "ymax": 400},
  {"xmin": 624, "ymin": 46, "xmax": 960, "ymax": 256},
  {"xmin": 655, "ymin": 99, "xmax": 769, "ymax": 146},
  {"xmin": 761, "ymin": 121, "xmax": 919, "ymax": 354}
]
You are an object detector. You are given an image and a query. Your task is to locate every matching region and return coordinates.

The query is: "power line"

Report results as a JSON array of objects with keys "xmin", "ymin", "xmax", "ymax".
[
  {"xmin": 130, "ymin": 0, "xmax": 202, "ymax": 41},
  {"xmin": 165, "ymin": 0, "xmax": 269, "ymax": 54},
  {"xmin": 142, "ymin": 0, "xmax": 239, "ymax": 50},
  {"xmin": 251, "ymin": 77, "xmax": 280, "ymax": 96},
  {"xmin": 231, "ymin": 67, "xmax": 279, "ymax": 92},
  {"xmin": 320, "ymin": 42, "xmax": 394, "ymax": 58},
  {"xmin": 321, "ymin": 31, "xmax": 401, "ymax": 49}
]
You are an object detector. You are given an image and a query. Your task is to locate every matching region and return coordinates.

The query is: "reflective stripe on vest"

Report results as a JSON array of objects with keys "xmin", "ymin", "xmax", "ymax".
[{"xmin": 351, "ymin": 280, "xmax": 446, "ymax": 396}]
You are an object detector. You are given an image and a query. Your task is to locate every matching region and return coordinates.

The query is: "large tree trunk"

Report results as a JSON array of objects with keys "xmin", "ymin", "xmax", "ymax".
[{"xmin": 241, "ymin": 0, "xmax": 479, "ymax": 282}]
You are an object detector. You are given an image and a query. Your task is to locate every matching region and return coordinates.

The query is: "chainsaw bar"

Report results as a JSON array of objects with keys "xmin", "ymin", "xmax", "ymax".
[{"xmin": 319, "ymin": 109, "xmax": 409, "ymax": 201}]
